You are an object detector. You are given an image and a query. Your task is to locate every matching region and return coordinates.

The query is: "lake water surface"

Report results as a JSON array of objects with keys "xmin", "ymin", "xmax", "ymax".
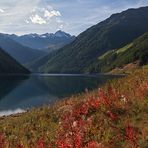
[{"xmin": 0, "ymin": 74, "xmax": 121, "ymax": 116}]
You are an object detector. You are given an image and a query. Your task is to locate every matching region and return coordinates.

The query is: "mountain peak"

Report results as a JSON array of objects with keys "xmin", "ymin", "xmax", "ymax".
[
  {"xmin": 2, "ymin": 30, "xmax": 75, "ymax": 50},
  {"xmin": 40, "ymin": 33, "xmax": 52, "ymax": 38},
  {"xmin": 54, "ymin": 30, "xmax": 71, "ymax": 38}
]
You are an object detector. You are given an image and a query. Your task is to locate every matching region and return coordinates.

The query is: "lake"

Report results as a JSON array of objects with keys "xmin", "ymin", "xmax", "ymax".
[{"xmin": 0, "ymin": 74, "xmax": 121, "ymax": 116}]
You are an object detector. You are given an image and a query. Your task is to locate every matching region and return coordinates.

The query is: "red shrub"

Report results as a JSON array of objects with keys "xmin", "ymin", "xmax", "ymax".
[
  {"xmin": 98, "ymin": 89, "xmax": 110, "ymax": 107},
  {"xmin": 125, "ymin": 125, "xmax": 138, "ymax": 148},
  {"xmin": 17, "ymin": 143, "xmax": 24, "ymax": 148},
  {"xmin": 0, "ymin": 133, "xmax": 6, "ymax": 148},
  {"xmin": 35, "ymin": 138, "xmax": 45, "ymax": 148},
  {"xmin": 87, "ymin": 97, "xmax": 100, "ymax": 110},
  {"xmin": 107, "ymin": 111, "xmax": 119, "ymax": 121}
]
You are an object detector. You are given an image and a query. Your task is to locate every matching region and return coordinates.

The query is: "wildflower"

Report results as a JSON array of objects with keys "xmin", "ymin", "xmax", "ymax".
[
  {"xmin": 73, "ymin": 121, "xmax": 77, "ymax": 127},
  {"xmin": 69, "ymin": 132, "xmax": 73, "ymax": 136},
  {"xmin": 121, "ymin": 95, "xmax": 127, "ymax": 102},
  {"xmin": 87, "ymin": 117, "xmax": 93, "ymax": 125}
]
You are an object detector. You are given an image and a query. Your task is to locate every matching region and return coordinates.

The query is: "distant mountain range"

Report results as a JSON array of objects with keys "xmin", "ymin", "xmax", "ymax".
[
  {"xmin": 0, "ymin": 30, "xmax": 75, "ymax": 69},
  {"xmin": 0, "ymin": 47, "xmax": 29, "ymax": 74},
  {"xmin": 0, "ymin": 33, "xmax": 47, "ymax": 66},
  {"xmin": 30, "ymin": 6, "xmax": 148, "ymax": 73},
  {"xmin": 7, "ymin": 30, "xmax": 75, "ymax": 52}
]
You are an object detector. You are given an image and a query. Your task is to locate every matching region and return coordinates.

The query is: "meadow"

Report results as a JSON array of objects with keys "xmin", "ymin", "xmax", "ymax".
[{"xmin": 0, "ymin": 69, "xmax": 148, "ymax": 148}]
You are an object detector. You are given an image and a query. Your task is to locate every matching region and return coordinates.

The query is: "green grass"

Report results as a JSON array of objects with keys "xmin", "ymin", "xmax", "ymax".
[
  {"xmin": 98, "ymin": 50, "xmax": 114, "ymax": 60},
  {"xmin": 98, "ymin": 43, "xmax": 133, "ymax": 61},
  {"xmin": 116, "ymin": 43, "xmax": 133, "ymax": 54}
]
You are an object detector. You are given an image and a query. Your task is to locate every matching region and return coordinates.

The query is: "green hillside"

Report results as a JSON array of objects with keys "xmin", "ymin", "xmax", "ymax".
[
  {"xmin": 0, "ymin": 47, "xmax": 30, "ymax": 74},
  {"xmin": 90, "ymin": 32, "xmax": 148, "ymax": 72},
  {"xmin": 29, "ymin": 6, "xmax": 148, "ymax": 73}
]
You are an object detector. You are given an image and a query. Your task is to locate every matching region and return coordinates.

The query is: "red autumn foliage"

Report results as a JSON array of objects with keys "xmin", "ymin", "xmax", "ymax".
[
  {"xmin": 98, "ymin": 89, "xmax": 110, "ymax": 107},
  {"xmin": 125, "ymin": 125, "xmax": 138, "ymax": 148},
  {"xmin": 107, "ymin": 111, "xmax": 119, "ymax": 121},
  {"xmin": 87, "ymin": 97, "xmax": 100, "ymax": 110},
  {"xmin": 0, "ymin": 133, "xmax": 6, "ymax": 148},
  {"xmin": 16, "ymin": 143, "xmax": 24, "ymax": 148},
  {"xmin": 87, "ymin": 141, "xmax": 99, "ymax": 148}
]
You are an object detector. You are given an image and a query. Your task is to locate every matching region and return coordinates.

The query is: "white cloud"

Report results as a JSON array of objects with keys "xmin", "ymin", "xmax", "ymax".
[
  {"xmin": 30, "ymin": 14, "xmax": 46, "ymax": 25},
  {"xmin": 44, "ymin": 10, "xmax": 61, "ymax": 18},
  {"xmin": 0, "ymin": 0, "xmax": 147, "ymax": 35},
  {"xmin": 0, "ymin": 8, "xmax": 4, "ymax": 13},
  {"xmin": 27, "ymin": 6, "xmax": 62, "ymax": 25},
  {"xmin": 0, "ymin": 0, "xmax": 64, "ymax": 34},
  {"xmin": 25, "ymin": 20, "xmax": 29, "ymax": 24},
  {"xmin": 25, "ymin": 5, "xmax": 63, "ymax": 26}
]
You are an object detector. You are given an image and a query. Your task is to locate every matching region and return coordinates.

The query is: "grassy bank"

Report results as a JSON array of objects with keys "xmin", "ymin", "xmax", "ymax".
[{"xmin": 0, "ymin": 69, "xmax": 148, "ymax": 148}]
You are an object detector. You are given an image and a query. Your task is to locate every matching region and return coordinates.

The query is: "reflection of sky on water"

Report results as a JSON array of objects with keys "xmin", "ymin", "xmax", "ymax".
[{"xmin": 0, "ymin": 74, "xmax": 121, "ymax": 114}]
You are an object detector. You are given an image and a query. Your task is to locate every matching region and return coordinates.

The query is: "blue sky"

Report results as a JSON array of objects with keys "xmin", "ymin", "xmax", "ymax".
[{"xmin": 0, "ymin": 0, "xmax": 148, "ymax": 35}]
